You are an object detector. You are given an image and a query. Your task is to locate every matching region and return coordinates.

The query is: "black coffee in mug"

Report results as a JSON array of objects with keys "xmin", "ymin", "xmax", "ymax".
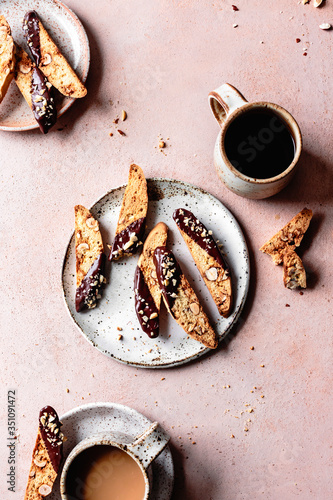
[{"xmin": 224, "ymin": 109, "xmax": 295, "ymax": 179}]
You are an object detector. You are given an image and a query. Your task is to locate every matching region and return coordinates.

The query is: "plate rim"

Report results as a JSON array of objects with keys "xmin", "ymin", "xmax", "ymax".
[
  {"xmin": 61, "ymin": 177, "xmax": 250, "ymax": 369},
  {"xmin": 0, "ymin": 0, "xmax": 90, "ymax": 132}
]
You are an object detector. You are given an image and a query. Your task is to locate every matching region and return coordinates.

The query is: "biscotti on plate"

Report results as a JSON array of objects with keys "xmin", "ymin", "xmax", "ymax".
[
  {"xmin": 14, "ymin": 45, "xmax": 57, "ymax": 134},
  {"xmin": 260, "ymin": 208, "xmax": 313, "ymax": 265},
  {"xmin": 173, "ymin": 208, "xmax": 232, "ymax": 318},
  {"xmin": 23, "ymin": 10, "xmax": 87, "ymax": 98},
  {"xmin": 134, "ymin": 222, "xmax": 168, "ymax": 338},
  {"xmin": 109, "ymin": 164, "xmax": 148, "ymax": 261},
  {"xmin": 0, "ymin": 15, "xmax": 15, "ymax": 104},
  {"xmin": 75, "ymin": 205, "xmax": 106, "ymax": 312},
  {"xmin": 154, "ymin": 246, "xmax": 218, "ymax": 349},
  {"xmin": 24, "ymin": 406, "xmax": 65, "ymax": 500},
  {"xmin": 283, "ymin": 251, "xmax": 306, "ymax": 289}
]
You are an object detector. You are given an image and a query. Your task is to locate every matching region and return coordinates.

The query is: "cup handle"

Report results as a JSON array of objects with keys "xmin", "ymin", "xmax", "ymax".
[
  {"xmin": 208, "ymin": 83, "xmax": 248, "ymax": 128},
  {"xmin": 127, "ymin": 422, "xmax": 170, "ymax": 469}
]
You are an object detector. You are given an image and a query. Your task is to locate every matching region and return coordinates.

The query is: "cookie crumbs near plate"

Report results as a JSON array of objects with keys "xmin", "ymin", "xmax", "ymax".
[{"xmin": 63, "ymin": 173, "xmax": 250, "ymax": 368}]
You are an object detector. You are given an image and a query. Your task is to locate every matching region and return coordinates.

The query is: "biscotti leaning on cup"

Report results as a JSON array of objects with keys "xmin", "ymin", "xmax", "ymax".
[
  {"xmin": 22, "ymin": 10, "xmax": 87, "ymax": 98},
  {"xmin": 260, "ymin": 207, "xmax": 313, "ymax": 290},
  {"xmin": 173, "ymin": 208, "xmax": 232, "ymax": 318},
  {"xmin": 154, "ymin": 246, "xmax": 218, "ymax": 349},
  {"xmin": 0, "ymin": 15, "xmax": 15, "ymax": 104},
  {"xmin": 134, "ymin": 222, "xmax": 168, "ymax": 338},
  {"xmin": 14, "ymin": 45, "xmax": 57, "ymax": 134},
  {"xmin": 109, "ymin": 164, "xmax": 148, "ymax": 261},
  {"xmin": 75, "ymin": 205, "xmax": 106, "ymax": 312},
  {"xmin": 24, "ymin": 406, "xmax": 65, "ymax": 500}
]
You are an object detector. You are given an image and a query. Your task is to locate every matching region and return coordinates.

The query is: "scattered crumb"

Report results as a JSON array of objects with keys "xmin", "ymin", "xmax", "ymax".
[
  {"xmin": 117, "ymin": 334, "xmax": 123, "ymax": 341},
  {"xmin": 296, "ymin": 38, "xmax": 301, "ymax": 43},
  {"xmin": 66, "ymin": 388, "xmax": 69, "ymax": 393},
  {"xmin": 159, "ymin": 140, "xmax": 165, "ymax": 148},
  {"xmin": 109, "ymin": 132, "xmax": 113, "ymax": 136},
  {"xmin": 121, "ymin": 110, "xmax": 127, "ymax": 121},
  {"xmin": 161, "ymin": 377, "xmax": 165, "ymax": 381},
  {"xmin": 233, "ymin": 23, "xmax": 238, "ymax": 28},
  {"xmin": 261, "ymin": 395, "xmax": 265, "ymax": 398},
  {"xmin": 260, "ymin": 364, "xmax": 265, "ymax": 368},
  {"xmin": 250, "ymin": 346, "xmax": 254, "ymax": 350},
  {"xmin": 230, "ymin": 434, "xmax": 235, "ymax": 438},
  {"xmin": 117, "ymin": 327, "xmax": 123, "ymax": 331},
  {"xmin": 192, "ymin": 441, "xmax": 196, "ymax": 445},
  {"xmin": 117, "ymin": 129, "xmax": 126, "ymax": 136},
  {"xmin": 286, "ymin": 304, "xmax": 290, "ymax": 307}
]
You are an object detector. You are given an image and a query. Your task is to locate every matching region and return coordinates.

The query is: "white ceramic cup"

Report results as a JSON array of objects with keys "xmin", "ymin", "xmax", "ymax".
[
  {"xmin": 60, "ymin": 422, "xmax": 169, "ymax": 500},
  {"xmin": 208, "ymin": 83, "xmax": 302, "ymax": 199}
]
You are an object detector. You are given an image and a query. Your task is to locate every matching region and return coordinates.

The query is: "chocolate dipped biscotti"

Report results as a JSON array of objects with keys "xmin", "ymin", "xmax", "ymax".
[
  {"xmin": 23, "ymin": 10, "xmax": 87, "ymax": 98},
  {"xmin": 24, "ymin": 406, "xmax": 65, "ymax": 500},
  {"xmin": 75, "ymin": 205, "xmax": 106, "ymax": 312},
  {"xmin": 14, "ymin": 45, "xmax": 57, "ymax": 134},
  {"xmin": 134, "ymin": 222, "xmax": 168, "ymax": 338},
  {"xmin": 154, "ymin": 246, "xmax": 218, "ymax": 349},
  {"xmin": 173, "ymin": 208, "xmax": 232, "ymax": 318},
  {"xmin": 0, "ymin": 15, "xmax": 15, "ymax": 103},
  {"xmin": 109, "ymin": 164, "xmax": 148, "ymax": 261}
]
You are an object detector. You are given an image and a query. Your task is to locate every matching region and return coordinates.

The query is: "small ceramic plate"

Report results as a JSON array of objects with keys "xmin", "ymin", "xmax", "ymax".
[
  {"xmin": 48, "ymin": 402, "xmax": 174, "ymax": 500},
  {"xmin": 62, "ymin": 178, "xmax": 250, "ymax": 368},
  {"xmin": 0, "ymin": 0, "xmax": 89, "ymax": 131}
]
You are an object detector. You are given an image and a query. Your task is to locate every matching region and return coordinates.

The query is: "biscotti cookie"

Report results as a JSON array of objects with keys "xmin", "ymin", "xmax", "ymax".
[
  {"xmin": 23, "ymin": 11, "xmax": 87, "ymax": 98},
  {"xmin": 154, "ymin": 247, "xmax": 218, "ymax": 349},
  {"xmin": 24, "ymin": 406, "xmax": 65, "ymax": 500},
  {"xmin": 75, "ymin": 205, "xmax": 106, "ymax": 312},
  {"xmin": 283, "ymin": 251, "xmax": 306, "ymax": 290},
  {"xmin": 109, "ymin": 164, "xmax": 148, "ymax": 261},
  {"xmin": 173, "ymin": 208, "xmax": 232, "ymax": 318},
  {"xmin": 0, "ymin": 16, "xmax": 15, "ymax": 103},
  {"xmin": 14, "ymin": 45, "xmax": 57, "ymax": 134},
  {"xmin": 260, "ymin": 208, "xmax": 313, "ymax": 265},
  {"xmin": 134, "ymin": 222, "xmax": 168, "ymax": 338}
]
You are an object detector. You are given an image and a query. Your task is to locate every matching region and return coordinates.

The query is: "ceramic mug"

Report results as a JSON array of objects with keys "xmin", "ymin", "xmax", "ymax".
[
  {"xmin": 208, "ymin": 83, "xmax": 302, "ymax": 199},
  {"xmin": 60, "ymin": 422, "xmax": 170, "ymax": 500}
]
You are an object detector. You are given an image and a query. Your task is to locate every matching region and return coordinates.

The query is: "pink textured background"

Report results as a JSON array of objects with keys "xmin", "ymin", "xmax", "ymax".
[{"xmin": 1, "ymin": 0, "xmax": 333, "ymax": 498}]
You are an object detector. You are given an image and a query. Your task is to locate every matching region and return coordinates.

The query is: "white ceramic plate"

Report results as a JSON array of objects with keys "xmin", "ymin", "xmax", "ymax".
[
  {"xmin": 62, "ymin": 179, "xmax": 250, "ymax": 368},
  {"xmin": 48, "ymin": 402, "xmax": 174, "ymax": 500},
  {"xmin": 0, "ymin": 0, "xmax": 89, "ymax": 131}
]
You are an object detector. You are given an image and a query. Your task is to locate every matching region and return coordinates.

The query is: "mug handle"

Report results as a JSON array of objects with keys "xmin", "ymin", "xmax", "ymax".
[
  {"xmin": 208, "ymin": 83, "xmax": 248, "ymax": 128},
  {"xmin": 127, "ymin": 422, "xmax": 170, "ymax": 469}
]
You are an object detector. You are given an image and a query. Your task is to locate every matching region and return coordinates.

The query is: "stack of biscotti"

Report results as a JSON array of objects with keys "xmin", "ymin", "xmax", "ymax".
[
  {"xmin": 0, "ymin": 10, "xmax": 87, "ymax": 132},
  {"xmin": 260, "ymin": 208, "xmax": 313, "ymax": 289},
  {"xmin": 0, "ymin": 15, "xmax": 15, "ymax": 103},
  {"xmin": 22, "ymin": 11, "xmax": 87, "ymax": 99},
  {"xmin": 24, "ymin": 406, "xmax": 65, "ymax": 500}
]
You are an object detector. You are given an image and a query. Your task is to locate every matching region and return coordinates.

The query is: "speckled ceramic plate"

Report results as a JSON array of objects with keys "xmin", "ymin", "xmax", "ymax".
[
  {"xmin": 48, "ymin": 402, "xmax": 174, "ymax": 500},
  {"xmin": 62, "ymin": 178, "xmax": 250, "ymax": 368},
  {"xmin": 0, "ymin": 0, "xmax": 89, "ymax": 131}
]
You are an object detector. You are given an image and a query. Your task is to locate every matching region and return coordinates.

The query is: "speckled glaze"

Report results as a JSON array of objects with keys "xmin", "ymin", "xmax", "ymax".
[
  {"xmin": 62, "ymin": 178, "xmax": 250, "ymax": 368},
  {"xmin": 49, "ymin": 402, "xmax": 174, "ymax": 500},
  {"xmin": 209, "ymin": 83, "xmax": 302, "ymax": 199},
  {"xmin": 0, "ymin": 0, "xmax": 90, "ymax": 131}
]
